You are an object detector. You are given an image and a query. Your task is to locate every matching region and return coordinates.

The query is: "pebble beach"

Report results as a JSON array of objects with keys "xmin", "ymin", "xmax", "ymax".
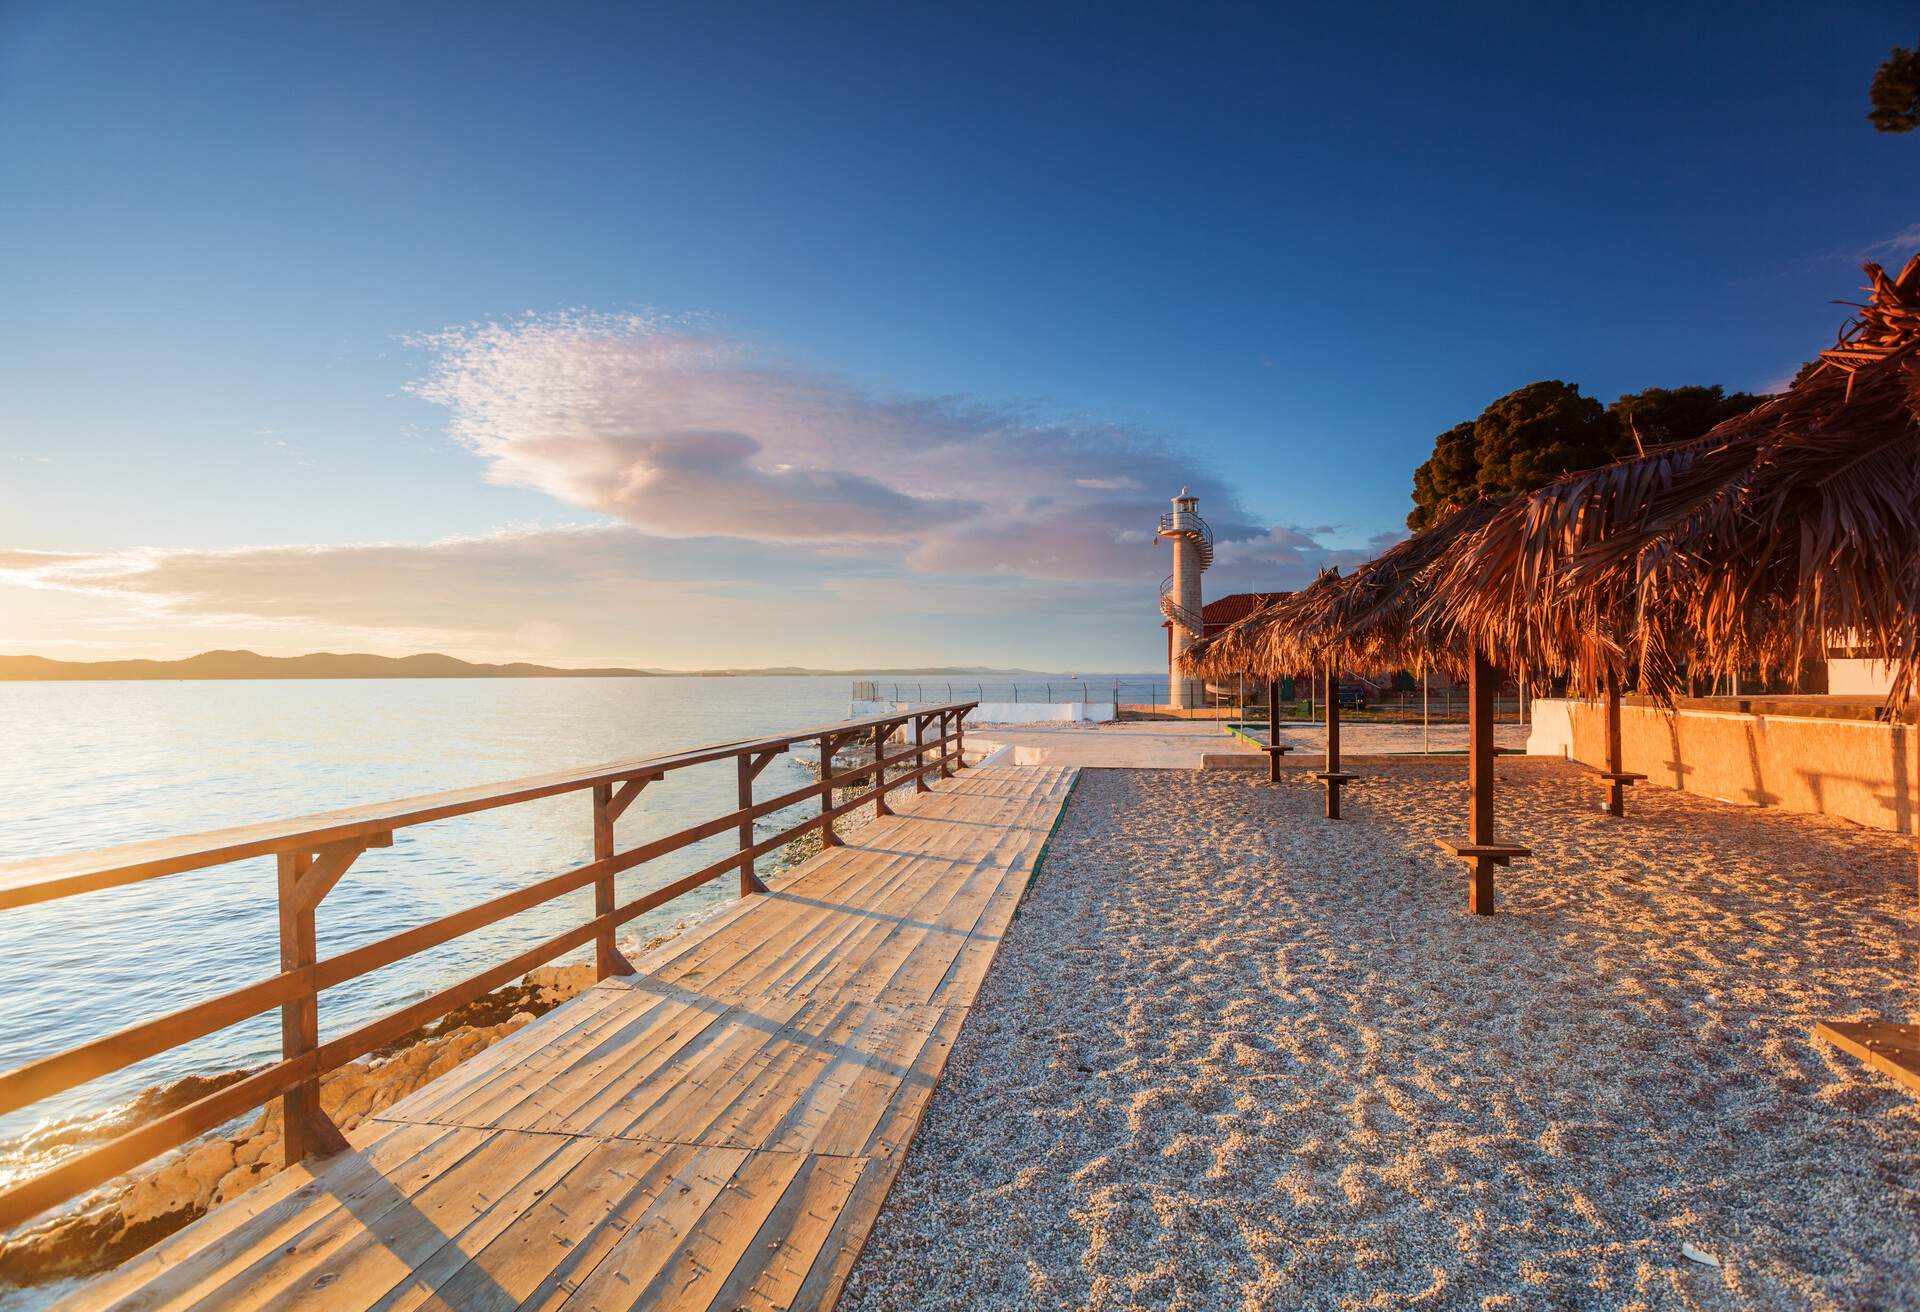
[{"xmin": 840, "ymin": 762, "xmax": 1920, "ymax": 1311}]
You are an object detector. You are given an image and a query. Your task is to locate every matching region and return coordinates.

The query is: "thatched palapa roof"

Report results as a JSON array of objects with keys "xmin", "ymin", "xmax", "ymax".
[{"xmin": 1426, "ymin": 254, "xmax": 1920, "ymax": 704}]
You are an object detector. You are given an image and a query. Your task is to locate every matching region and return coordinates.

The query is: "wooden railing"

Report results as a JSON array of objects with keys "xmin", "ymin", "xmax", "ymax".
[{"xmin": 0, "ymin": 701, "xmax": 975, "ymax": 1233}]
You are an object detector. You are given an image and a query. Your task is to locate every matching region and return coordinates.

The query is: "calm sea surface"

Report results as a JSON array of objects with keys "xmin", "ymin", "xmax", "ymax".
[{"xmin": 0, "ymin": 674, "xmax": 1136, "ymax": 1163}]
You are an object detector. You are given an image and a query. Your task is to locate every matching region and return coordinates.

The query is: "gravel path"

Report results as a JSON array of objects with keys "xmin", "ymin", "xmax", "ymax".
[{"xmin": 839, "ymin": 762, "xmax": 1920, "ymax": 1311}]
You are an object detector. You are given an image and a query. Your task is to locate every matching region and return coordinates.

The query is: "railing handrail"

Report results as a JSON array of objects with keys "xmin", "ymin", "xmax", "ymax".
[
  {"xmin": 0, "ymin": 701, "xmax": 981, "ymax": 911},
  {"xmin": 0, "ymin": 700, "xmax": 977, "ymax": 1233},
  {"xmin": 1157, "ymin": 508, "xmax": 1214, "ymax": 569},
  {"xmin": 1159, "ymin": 574, "xmax": 1204, "ymax": 637}
]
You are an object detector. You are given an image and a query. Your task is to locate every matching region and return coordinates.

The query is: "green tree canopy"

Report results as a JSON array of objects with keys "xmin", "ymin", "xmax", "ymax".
[
  {"xmin": 1406, "ymin": 382, "xmax": 1766, "ymax": 530},
  {"xmin": 1472, "ymin": 380, "xmax": 1616, "ymax": 494},
  {"xmin": 1870, "ymin": 40, "xmax": 1920, "ymax": 132},
  {"xmin": 1407, "ymin": 420, "xmax": 1478, "ymax": 531},
  {"xmin": 1607, "ymin": 384, "xmax": 1761, "ymax": 452}
]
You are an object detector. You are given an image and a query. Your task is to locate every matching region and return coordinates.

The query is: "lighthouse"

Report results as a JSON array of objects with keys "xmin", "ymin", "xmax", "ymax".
[{"xmin": 1157, "ymin": 487, "xmax": 1213, "ymax": 709}]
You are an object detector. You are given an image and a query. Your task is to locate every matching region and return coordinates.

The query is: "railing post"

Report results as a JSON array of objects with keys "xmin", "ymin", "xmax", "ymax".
[
  {"xmin": 591, "ymin": 784, "xmax": 620, "ymax": 978},
  {"xmin": 955, "ymin": 708, "xmax": 968, "ymax": 768},
  {"xmin": 938, "ymin": 712, "xmax": 954, "ymax": 778},
  {"xmin": 914, "ymin": 714, "xmax": 930, "ymax": 792},
  {"xmin": 820, "ymin": 735, "xmax": 842, "ymax": 846},
  {"xmin": 871, "ymin": 722, "xmax": 892, "ymax": 818},
  {"xmin": 277, "ymin": 850, "xmax": 350, "ymax": 1167},
  {"xmin": 737, "ymin": 753, "xmax": 770, "ymax": 895}
]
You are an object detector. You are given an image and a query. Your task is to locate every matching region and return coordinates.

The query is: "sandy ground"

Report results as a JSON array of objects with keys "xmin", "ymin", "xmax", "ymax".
[{"xmin": 840, "ymin": 761, "xmax": 1920, "ymax": 1311}]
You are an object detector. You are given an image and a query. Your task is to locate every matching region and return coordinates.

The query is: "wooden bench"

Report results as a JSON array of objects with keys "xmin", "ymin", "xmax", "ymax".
[
  {"xmin": 1815, "ymin": 1021, "xmax": 1920, "ymax": 1097},
  {"xmin": 1593, "ymin": 767, "xmax": 1648, "ymax": 817},
  {"xmin": 1315, "ymin": 769, "xmax": 1358, "ymax": 819},
  {"xmin": 1435, "ymin": 836, "xmax": 1533, "ymax": 916}
]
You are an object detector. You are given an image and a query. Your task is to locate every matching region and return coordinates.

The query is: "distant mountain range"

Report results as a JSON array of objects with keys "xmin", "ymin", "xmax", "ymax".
[{"xmin": 0, "ymin": 650, "xmax": 1039, "ymax": 682}]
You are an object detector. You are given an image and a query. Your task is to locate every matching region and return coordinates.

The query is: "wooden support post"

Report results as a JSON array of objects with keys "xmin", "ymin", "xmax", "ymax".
[
  {"xmin": 1267, "ymin": 678, "xmax": 1281, "ymax": 783},
  {"xmin": 1434, "ymin": 650, "xmax": 1530, "ymax": 914},
  {"xmin": 940, "ymin": 711, "xmax": 955, "ymax": 777},
  {"xmin": 1325, "ymin": 658, "xmax": 1341, "ymax": 817},
  {"xmin": 1467, "ymin": 650, "xmax": 1496, "ymax": 914},
  {"xmin": 1315, "ymin": 658, "xmax": 1356, "ymax": 818},
  {"xmin": 277, "ymin": 841, "xmax": 368, "ymax": 1166},
  {"xmin": 871, "ymin": 723, "xmax": 892, "ymax": 818},
  {"xmin": 914, "ymin": 714, "xmax": 931, "ymax": 792},
  {"xmin": 1606, "ymin": 671, "xmax": 1625, "ymax": 818},
  {"xmin": 819, "ymin": 735, "xmax": 842, "ymax": 846},
  {"xmin": 955, "ymin": 710, "xmax": 967, "ymax": 769}
]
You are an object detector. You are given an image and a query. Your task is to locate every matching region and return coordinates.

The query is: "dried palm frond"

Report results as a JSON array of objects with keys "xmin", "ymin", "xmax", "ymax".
[
  {"xmin": 1426, "ymin": 253, "xmax": 1920, "ymax": 707},
  {"xmin": 1184, "ymin": 569, "xmax": 1340, "ymax": 680}
]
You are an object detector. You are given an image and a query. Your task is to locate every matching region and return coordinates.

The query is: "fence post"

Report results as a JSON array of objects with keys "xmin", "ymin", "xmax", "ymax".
[
  {"xmin": 871, "ymin": 722, "xmax": 892, "ymax": 817},
  {"xmin": 591, "ymin": 784, "xmax": 620, "ymax": 977},
  {"xmin": 737, "ymin": 754, "xmax": 768, "ymax": 895},
  {"xmin": 914, "ymin": 713, "xmax": 931, "ymax": 792},
  {"xmin": 277, "ymin": 850, "xmax": 352, "ymax": 1167},
  {"xmin": 939, "ymin": 711, "xmax": 955, "ymax": 778},
  {"xmin": 955, "ymin": 709, "xmax": 968, "ymax": 768},
  {"xmin": 820, "ymin": 735, "xmax": 842, "ymax": 846}
]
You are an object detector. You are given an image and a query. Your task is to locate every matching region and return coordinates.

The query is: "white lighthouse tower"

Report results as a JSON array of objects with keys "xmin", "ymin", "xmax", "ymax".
[{"xmin": 1157, "ymin": 487, "xmax": 1213, "ymax": 709}]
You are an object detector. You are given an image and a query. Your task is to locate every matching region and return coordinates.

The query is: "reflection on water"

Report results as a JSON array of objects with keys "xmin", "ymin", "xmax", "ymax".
[{"xmin": 0, "ymin": 675, "xmax": 910, "ymax": 1158}]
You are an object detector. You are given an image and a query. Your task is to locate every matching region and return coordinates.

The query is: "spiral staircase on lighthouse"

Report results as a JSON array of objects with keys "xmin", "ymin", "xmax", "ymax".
[{"xmin": 1152, "ymin": 487, "xmax": 1213, "ymax": 706}]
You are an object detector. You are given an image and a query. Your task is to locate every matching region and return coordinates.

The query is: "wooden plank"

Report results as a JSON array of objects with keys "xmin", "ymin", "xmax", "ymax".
[
  {"xmin": 242, "ymin": 1128, "xmax": 588, "ymax": 1311},
  {"xmin": 401, "ymin": 1137, "xmax": 718, "ymax": 1312},
  {"xmin": 704, "ymin": 1153, "xmax": 868, "ymax": 1312},
  {"xmin": 549, "ymin": 1147, "xmax": 804, "ymax": 1311}
]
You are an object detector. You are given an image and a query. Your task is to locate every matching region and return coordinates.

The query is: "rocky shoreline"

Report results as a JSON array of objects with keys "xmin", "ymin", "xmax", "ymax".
[{"xmin": 0, "ymin": 959, "xmax": 606, "ymax": 1290}]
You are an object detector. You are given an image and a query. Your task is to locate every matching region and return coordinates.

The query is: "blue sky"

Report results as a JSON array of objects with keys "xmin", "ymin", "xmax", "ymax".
[{"xmin": 1, "ymin": 2, "xmax": 1915, "ymax": 669}]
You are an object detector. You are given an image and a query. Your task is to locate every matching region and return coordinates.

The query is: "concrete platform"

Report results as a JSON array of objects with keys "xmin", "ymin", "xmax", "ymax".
[{"xmin": 967, "ymin": 721, "xmax": 1234, "ymax": 768}]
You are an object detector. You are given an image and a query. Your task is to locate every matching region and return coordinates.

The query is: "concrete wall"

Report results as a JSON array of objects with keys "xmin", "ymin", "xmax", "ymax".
[
  {"xmin": 1830, "ymin": 657, "xmax": 1894, "ymax": 696},
  {"xmin": 1528, "ymin": 697, "xmax": 1919, "ymax": 834},
  {"xmin": 1525, "ymin": 698, "xmax": 1575, "ymax": 758},
  {"xmin": 849, "ymin": 700, "xmax": 1116, "ymax": 724}
]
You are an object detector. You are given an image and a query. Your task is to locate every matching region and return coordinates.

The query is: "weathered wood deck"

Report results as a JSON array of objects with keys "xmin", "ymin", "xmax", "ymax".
[{"xmin": 63, "ymin": 764, "xmax": 1076, "ymax": 1311}]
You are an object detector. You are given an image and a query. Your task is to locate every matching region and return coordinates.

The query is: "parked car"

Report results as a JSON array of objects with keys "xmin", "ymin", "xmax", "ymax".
[{"xmin": 1337, "ymin": 684, "xmax": 1368, "ymax": 710}]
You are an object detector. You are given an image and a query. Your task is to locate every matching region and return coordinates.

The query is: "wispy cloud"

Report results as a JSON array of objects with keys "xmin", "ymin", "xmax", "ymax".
[
  {"xmin": 1863, "ymin": 223, "xmax": 1920, "ymax": 260},
  {"xmin": 406, "ymin": 312, "xmax": 1311, "ymax": 583}
]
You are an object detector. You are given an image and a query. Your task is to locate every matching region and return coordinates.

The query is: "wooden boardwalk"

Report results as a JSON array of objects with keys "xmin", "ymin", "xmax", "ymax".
[{"xmin": 65, "ymin": 764, "xmax": 1076, "ymax": 1311}]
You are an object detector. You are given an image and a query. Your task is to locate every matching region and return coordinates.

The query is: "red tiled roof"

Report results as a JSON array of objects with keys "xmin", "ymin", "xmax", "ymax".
[{"xmin": 1201, "ymin": 592, "xmax": 1287, "ymax": 633}]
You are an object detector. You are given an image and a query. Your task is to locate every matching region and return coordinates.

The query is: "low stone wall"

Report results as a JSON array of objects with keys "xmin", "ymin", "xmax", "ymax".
[{"xmin": 1528, "ymin": 697, "xmax": 1919, "ymax": 834}]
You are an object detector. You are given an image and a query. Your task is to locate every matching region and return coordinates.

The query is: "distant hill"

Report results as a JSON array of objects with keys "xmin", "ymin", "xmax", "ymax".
[{"xmin": 0, "ymin": 650, "xmax": 1041, "ymax": 681}]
